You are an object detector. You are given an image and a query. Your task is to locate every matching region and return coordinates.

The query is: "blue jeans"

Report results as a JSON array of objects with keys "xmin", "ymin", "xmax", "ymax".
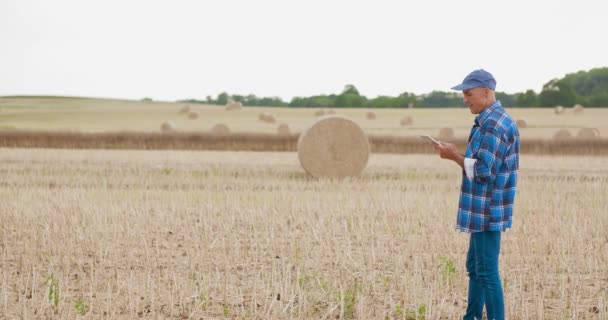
[{"xmin": 464, "ymin": 231, "xmax": 504, "ymax": 320}]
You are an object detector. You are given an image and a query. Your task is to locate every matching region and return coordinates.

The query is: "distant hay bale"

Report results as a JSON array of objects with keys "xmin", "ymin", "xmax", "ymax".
[
  {"xmin": 438, "ymin": 127, "xmax": 455, "ymax": 140},
  {"xmin": 366, "ymin": 111, "xmax": 376, "ymax": 120},
  {"xmin": 179, "ymin": 105, "xmax": 191, "ymax": 115},
  {"xmin": 400, "ymin": 116, "xmax": 413, "ymax": 126},
  {"xmin": 297, "ymin": 115, "xmax": 370, "ymax": 178},
  {"xmin": 327, "ymin": 109, "xmax": 336, "ymax": 115},
  {"xmin": 552, "ymin": 129, "xmax": 572, "ymax": 140},
  {"xmin": 576, "ymin": 127, "xmax": 600, "ymax": 139},
  {"xmin": 277, "ymin": 123, "xmax": 290, "ymax": 135},
  {"xmin": 259, "ymin": 112, "xmax": 276, "ymax": 123},
  {"xmin": 187, "ymin": 112, "xmax": 199, "ymax": 119},
  {"xmin": 225, "ymin": 101, "xmax": 242, "ymax": 111},
  {"xmin": 210, "ymin": 123, "xmax": 230, "ymax": 134},
  {"xmin": 408, "ymin": 102, "xmax": 414, "ymax": 109},
  {"xmin": 573, "ymin": 104, "xmax": 584, "ymax": 114},
  {"xmin": 160, "ymin": 121, "xmax": 176, "ymax": 133},
  {"xmin": 554, "ymin": 105, "xmax": 564, "ymax": 115},
  {"xmin": 516, "ymin": 117, "xmax": 528, "ymax": 128},
  {"xmin": 314, "ymin": 109, "xmax": 326, "ymax": 117}
]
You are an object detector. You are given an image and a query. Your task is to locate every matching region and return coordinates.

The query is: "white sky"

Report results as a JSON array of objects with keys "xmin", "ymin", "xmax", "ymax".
[{"xmin": 1, "ymin": 0, "xmax": 607, "ymax": 101}]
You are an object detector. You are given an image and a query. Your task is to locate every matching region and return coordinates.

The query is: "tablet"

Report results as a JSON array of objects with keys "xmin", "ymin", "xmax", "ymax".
[{"xmin": 417, "ymin": 134, "xmax": 443, "ymax": 146}]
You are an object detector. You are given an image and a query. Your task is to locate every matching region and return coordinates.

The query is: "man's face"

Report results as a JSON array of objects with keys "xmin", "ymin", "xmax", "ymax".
[{"xmin": 462, "ymin": 87, "xmax": 490, "ymax": 114}]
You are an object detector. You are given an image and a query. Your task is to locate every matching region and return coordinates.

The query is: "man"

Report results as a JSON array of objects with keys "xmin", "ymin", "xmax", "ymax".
[{"xmin": 433, "ymin": 69, "xmax": 519, "ymax": 320}]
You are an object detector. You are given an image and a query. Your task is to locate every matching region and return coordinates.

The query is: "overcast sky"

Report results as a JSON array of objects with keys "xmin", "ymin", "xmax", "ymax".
[{"xmin": 1, "ymin": 0, "xmax": 607, "ymax": 101}]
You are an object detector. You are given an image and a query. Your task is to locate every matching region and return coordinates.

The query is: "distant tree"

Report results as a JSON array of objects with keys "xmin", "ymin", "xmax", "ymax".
[
  {"xmin": 539, "ymin": 79, "xmax": 576, "ymax": 107},
  {"xmin": 335, "ymin": 93, "xmax": 366, "ymax": 107},
  {"xmin": 495, "ymin": 92, "xmax": 516, "ymax": 107},
  {"xmin": 418, "ymin": 91, "xmax": 463, "ymax": 108},
  {"xmin": 342, "ymin": 84, "xmax": 360, "ymax": 96},
  {"xmin": 217, "ymin": 92, "xmax": 229, "ymax": 105},
  {"xmin": 515, "ymin": 90, "xmax": 539, "ymax": 107}
]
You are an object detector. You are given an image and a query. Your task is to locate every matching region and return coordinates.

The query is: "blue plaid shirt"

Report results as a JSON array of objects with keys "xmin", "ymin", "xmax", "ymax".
[{"xmin": 457, "ymin": 100, "xmax": 520, "ymax": 233}]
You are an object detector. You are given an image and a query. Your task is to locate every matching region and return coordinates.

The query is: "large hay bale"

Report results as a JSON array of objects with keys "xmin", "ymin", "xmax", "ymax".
[
  {"xmin": 314, "ymin": 109, "xmax": 326, "ymax": 117},
  {"xmin": 438, "ymin": 127, "xmax": 455, "ymax": 140},
  {"xmin": 225, "ymin": 101, "xmax": 242, "ymax": 111},
  {"xmin": 366, "ymin": 111, "xmax": 376, "ymax": 120},
  {"xmin": 576, "ymin": 127, "xmax": 600, "ymax": 139},
  {"xmin": 400, "ymin": 116, "xmax": 413, "ymax": 126},
  {"xmin": 554, "ymin": 105, "xmax": 564, "ymax": 115},
  {"xmin": 516, "ymin": 117, "xmax": 528, "ymax": 128},
  {"xmin": 160, "ymin": 121, "xmax": 176, "ymax": 133},
  {"xmin": 297, "ymin": 115, "xmax": 370, "ymax": 178},
  {"xmin": 552, "ymin": 129, "xmax": 572, "ymax": 140},
  {"xmin": 187, "ymin": 111, "xmax": 199, "ymax": 119},
  {"xmin": 179, "ymin": 105, "xmax": 191, "ymax": 115},
  {"xmin": 277, "ymin": 123, "xmax": 290, "ymax": 135},
  {"xmin": 210, "ymin": 123, "xmax": 230, "ymax": 134},
  {"xmin": 573, "ymin": 104, "xmax": 584, "ymax": 114}
]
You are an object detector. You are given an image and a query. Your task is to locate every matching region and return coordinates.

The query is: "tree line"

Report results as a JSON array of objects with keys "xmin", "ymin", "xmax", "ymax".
[{"xmin": 179, "ymin": 67, "xmax": 608, "ymax": 108}]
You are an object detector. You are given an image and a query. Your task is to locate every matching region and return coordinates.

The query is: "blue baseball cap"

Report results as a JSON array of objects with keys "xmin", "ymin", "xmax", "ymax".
[{"xmin": 451, "ymin": 69, "xmax": 496, "ymax": 91}]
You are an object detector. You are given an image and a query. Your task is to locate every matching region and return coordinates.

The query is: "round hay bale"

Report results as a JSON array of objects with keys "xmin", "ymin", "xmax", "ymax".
[
  {"xmin": 576, "ymin": 127, "xmax": 600, "ymax": 139},
  {"xmin": 225, "ymin": 101, "xmax": 242, "ymax": 111},
  {"xmin": 261, "ymin": 113, "xmax": 276, "ymax": 124},
  {"xmin": 573, "ymin": 104, "xmax": 584, "ymax": 114},
  {"xmin": 297, "ymin": 115, "xmax": 370, "ymax": 178},
  {"xmin": 210, "ymin": 123, "xmax": 230, "ymax": 134},
  {"xmin": 516, "ymin": 117, "xmax": 528, "ymax": 128},
  {"xmin": 400, "ymin": 116, "xmax": 413, "ymax": 126},
  {"xmin": 327, "ymin": 109, "xmax": 336, "ymax": 115},
  {"xmin": 554, "ymin": 105, "xmax": 564, "ymax": 115},
  {"xmin": 187, "ymin": 111, "xmax": 199, "ymax": 119},
  {"xmin": 314, "ymin": 109, "xmax": 326, "ymax": 117},
  {"xmin": 438, "ymin": 127, "xmax": 455, "ymax": 140},
  {"xmin": 179, "ymin": 105, "xmax": 191, "ymax": 115},
  {"xmin": 160, "ymin": 121, "xmax": 176, "ymax": 133},
  {"xmin": 277, "ymin": 123, "xmax": 290, "ymax": 135},
  {"xmin": 366, "ymin": 111, "xmax": 376, "ymax": 120},
  {"xmin": 552, "ymin": 129, "xmax": 572, "ymax": 140}
]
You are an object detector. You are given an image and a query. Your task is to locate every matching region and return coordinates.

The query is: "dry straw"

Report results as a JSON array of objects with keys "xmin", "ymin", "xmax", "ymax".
[
  {"xmin": 366, "ymin": 111, "xmax": 376, "ymax": 120},
  {"xmin": 554, "ymin": 105, "xmax": 564, "ymax": 115},
  {"xmin": 297, "ymin": 115, "xmax": 370, "ymax": 178},
  {"xmin": 573, "ymin": 104, "xmax": 584, "ymax": 114},
  {"xmin": 160, "ymin": 121, "xmax": 176, "ymax": 133},
  {"xmin": 438, "ymin": 127, "xmax": 455, "ymax": 140},
  {"xmin": 179, "ymin": 105, "xmax": 190, "ymax": 115},
  {"xmin": 210, "ymin": 123, "xmax": 230, "ymax": 134},
  {"xmin": 327, "ymin": 109, "xmax": 336, "ymax": 115},
  {"xmin": 552, "ymin": 129, "xmax": 572, "ymax": 140},
  {"xmin": 225, "ymin": 101, "xmax": 242, "ymax": 111},
  {"xmin": 314, "ymin": 109, "xmax": 326, "ymax": 117},
  {"xmin": 576, "ymin": 127, "xmax": 600, "ymax": 139},
  {"xmin": 400, "ymin": 116, "xmax": 413, "ymax": 126},
  {"xmin": 516, "ymin": 117, "xmax": 528, "ymax": 128},
  {"xmin": 277, "ymin": 123, "xmax": 290, "ymax": 135},
  {"xmin": 187, "ymin": 112, "xmax": 199, "ymax": 119}
]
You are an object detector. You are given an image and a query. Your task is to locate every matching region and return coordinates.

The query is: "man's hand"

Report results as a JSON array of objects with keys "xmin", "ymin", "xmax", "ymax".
[{"xmin": 433, "ymin": 142, "xmax": 465, "ymax": 169}]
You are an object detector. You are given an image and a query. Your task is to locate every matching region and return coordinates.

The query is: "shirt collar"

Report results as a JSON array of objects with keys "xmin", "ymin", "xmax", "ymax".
[{"xmin": 474, "ymin": 100, "xmax": 501, "ymax": 127}]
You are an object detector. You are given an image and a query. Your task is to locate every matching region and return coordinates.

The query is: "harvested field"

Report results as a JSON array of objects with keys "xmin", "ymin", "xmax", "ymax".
[{"xmin": 0, "ymin": 148, "xmax": 606, "ymax": 319}]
